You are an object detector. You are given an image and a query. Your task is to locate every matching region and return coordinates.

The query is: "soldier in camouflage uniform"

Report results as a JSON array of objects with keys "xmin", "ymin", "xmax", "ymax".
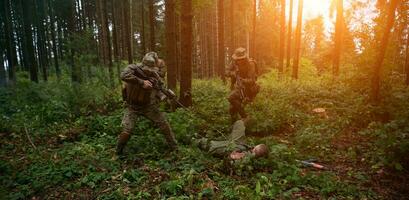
[
  {"xmin": 116, "ymin": 52, "xmax": 177, "ymax": 155},
  {"xmin": 225, "ymin": 47, "xmax": 259, "ymax": 124}
]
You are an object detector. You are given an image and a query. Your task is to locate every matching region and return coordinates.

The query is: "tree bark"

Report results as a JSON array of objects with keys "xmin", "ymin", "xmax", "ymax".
[
  {"xmin": 4, "ymin": 0, "xmax": 16, "ymax": 84},
  {"xmin": 125, "ymin": 0, "xmax": 133, "ymax": 64},
  {"xmin": 102, "ymin": 0, "xmax": 114, "ymax": 84},
  {"xmin": 48, "ymin": 0, "xmax": 60, "ymax": 79},
  {"xmin": 278, "ymin": 0, "xmax": 286, "ymax": 73},
  {"xmin": 332, "ymin": 0, "xmax": 344, "ymax": 77},
  {"xmin": 229, "ymin": 0, "xmax": 235, "ymax": 56},
  {"xmin": 406, "ymin": 32, "xmax": 409, "ymax": 86},
  {"xmin": 292, "ymin": 0, "xmax": 303, "ymax": 79},
  {"xmin": 22, "ymin": 0, "xmax": 39, "ymax": 82},
  {"xmin": 141, "ymin": 0, "xmax": 146, "ymax": 56},
  {"xmin": 179, "ymin": 0, "xmax": 193, "ymax": 106},
  {"xmin": 286, "ymin": 0, "xmax": 294, "ymax": 72},
  {"xmin": 372, "ymin": 0, "xmax": 399, "ymax": 102},
  {"xmin": 218, "ymin": 0, "xmax": 226, "ymax": 80},
  {"xmin": 165, "ymin": 0, "xmax": 177, "ymax": 90},
  {"xmin": 111, "ymin": 0, "xmax": 119, "ymax": 62},
  {"xmin": 149, "ymin": 0, "xmax": 155, "ymax": 51}
]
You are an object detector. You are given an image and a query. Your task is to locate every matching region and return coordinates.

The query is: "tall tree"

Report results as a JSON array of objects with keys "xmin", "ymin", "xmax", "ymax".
[
  {"xmin": 102, "ymin": 0, "xmax": 114, "ymax": 84},
  {"xmin": 141, "ymin": 0, "xmax": 146, "ymax": 55},
  {"xmin": 278, "ymin": 0, "xmax": 286, "ymax": 73},
  {"xmin": 251, "ymin": 0, "xmax": 257, "ymax": 58},
  {"xmin": 372, "ymin": 0, "xmax": 400, "ymax": 102},
  {"xmin": 229, "ymin": 0, "xmax": 235, "ymax": 56},
  {"xmin": 218, "ymin": 0, "xmax": 225, "ymax": 80},
  {"xmin": 48, "ymin": 0, "xmax": 61, "ymax": 79},
  {"xmin": 286, "ymin": 0, "xmax": 294, "ymax": 71},
  {"xmin": 22, "ymin": 0, "xmax": 39, "ymax": 82},
  {"xmin": 406, "ymin": 31, "xmax": 409, "ymax": 86},
  {"xmin": 149, "ymin": 0, "xmax": 155, "ymax": 51},
  {"xmin": 125, "ymin": 0, "xmax": 133, "ymax": 63},
  {"xmin": 4, "ymin": 0, "xmax": 16, "ymax": 84},
  {"xmin": 165, "ymin": 0, "xmax": 177, "ymax": 90},
  {"xmin": 332, "ymin": 0, "xmax": 344, "ymax": 76},
  {"xmin": 179, "ymin": 0, "xmax": 193, "ymax": 106},
  {"xmin": 292, "ymin": 0, "xmax": 303, "ymax": 79}
]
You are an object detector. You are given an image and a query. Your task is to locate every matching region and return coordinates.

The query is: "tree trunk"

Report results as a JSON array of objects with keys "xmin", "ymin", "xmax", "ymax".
[
  {"xmin": 179, "ymin": 0, "xmax": 193, "ymax": 106},
  {"xmin": 22, "ymin": 0, "xmax": 39, "ymax": 82},
  {"xmin": 36, "ymin": 0, "xmax": 49, "ymax": 82},
  {"xmin": 251, "ymin": 0, "xmax": 257, "ymax": 59},
  {"xmin": 218, "ymin": 0, "xmax": 225, "ymax": 80},
  {"xmin": 4, "ymin": 0, "xmax": 16, "ymax": 84},
  {"xmin": 141, "ymin": 0, "xmax": 146, "ymax": 56},
  {"xmin": 102, "ymin": 0, "xmax": 114, "ymax": 84},
  {"xmin": 372, "ymin": 0, "xmax": 399, "ymax": 102},
  {"xmin": 68, "ymin": 0, "xmax": 80, "ymax": 83},
  {"xmin": 48, "ymin": 0, "xmax": 60, "ymax": 79},
  {"xmin": 406, "ymin": 32, "xmax": 409, "ymax": 86},
  {"xmin": 278, "ymin": 0, "xmax": 286, "ymax": 73},
  {"xmin": 165, "ymin": 0, "xmax": 177, "ymax": 90},
  {"xmin": 229, "ymin": 0, "xmax": 235, "ymax": 56},
  {"xmin": 123, "ymin": 0, "xmax": 133, "ymax": 64},
  {"xmin": 111, "ymin": 0, "xmax": 119, "ymax": 62},
  {"xmin": 149, "ymin": 0, "xmax": 155, "ymax": 51},
  {"xmin": 332, "ymin": 0, "xmax": 343, "ymax": 77},
  {"xmin": 292, "ymin": 0, "xmax": 303, "ymax": 79},
  {"xmin": 286, "ymin": 0, "xmax": 294, "ymax": 72}
]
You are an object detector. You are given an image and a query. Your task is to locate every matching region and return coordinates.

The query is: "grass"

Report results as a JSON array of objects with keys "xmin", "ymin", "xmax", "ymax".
[{"xmin": 1, "ymin": 62, "xmax": 409, "ymax": 199}]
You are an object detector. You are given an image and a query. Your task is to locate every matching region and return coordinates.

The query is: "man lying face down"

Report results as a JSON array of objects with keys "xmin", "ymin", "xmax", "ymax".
[{"xmin": 194, "ymin": 120, "xmax": 269, "ymax": 161}]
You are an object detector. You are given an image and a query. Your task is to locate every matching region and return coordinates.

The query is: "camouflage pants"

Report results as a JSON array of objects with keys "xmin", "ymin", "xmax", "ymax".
[
  {"xmin": 121, "ymin": 104, "xmax": 177, "ymax": 147},
  {"xmin": 228, "ymin": 89, "xmax": 247, "ymax": 122}
]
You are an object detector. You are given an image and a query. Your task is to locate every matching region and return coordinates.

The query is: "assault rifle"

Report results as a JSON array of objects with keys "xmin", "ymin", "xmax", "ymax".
[{"xmin": 133, "ymin": 66, "xmax": 185, "ymax": 108}]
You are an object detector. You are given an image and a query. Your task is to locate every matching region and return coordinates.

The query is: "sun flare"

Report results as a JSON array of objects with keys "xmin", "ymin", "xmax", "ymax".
[{"xmin": 303, "ymin": 0, "xmax": 331, "ymax": 19}]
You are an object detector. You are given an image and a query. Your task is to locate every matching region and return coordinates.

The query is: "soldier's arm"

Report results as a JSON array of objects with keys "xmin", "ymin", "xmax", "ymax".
[{"xmin": 120, "ymin": 65, "xmax": 145, "ymax": 85}]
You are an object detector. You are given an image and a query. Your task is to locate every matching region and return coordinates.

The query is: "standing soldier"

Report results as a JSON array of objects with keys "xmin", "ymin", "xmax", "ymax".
[
  {"xmin": 117, "ymin": 52, "xmax": 177, "ymax": 156},
  {"xmin": 225, "ymin": 47, "xmax": 259, "ymax": 123}
]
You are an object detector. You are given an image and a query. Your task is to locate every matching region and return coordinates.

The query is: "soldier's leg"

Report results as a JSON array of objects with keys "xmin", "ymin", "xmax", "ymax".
[
  {"xmin": 228, "ymin": 91, "xmax": 245, "ymax": 123},
  {"xmin": 117, "ymin": 106, "xmax": 137, "ymax": 155},
  {"xmin": 143, "ymin": 106, "xmax": 177, "ymax": 149}
]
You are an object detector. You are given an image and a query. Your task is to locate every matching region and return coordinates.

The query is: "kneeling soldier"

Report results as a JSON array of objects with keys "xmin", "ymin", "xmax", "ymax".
[{"xmin": 116, "ymin": 52, "xmax": 177, "ymax": 155}]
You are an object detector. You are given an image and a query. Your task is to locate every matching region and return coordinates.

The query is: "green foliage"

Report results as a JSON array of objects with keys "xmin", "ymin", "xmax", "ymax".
[{"xmin": 1, "ymin": 61, "xmax": 408, "ymax": 199}]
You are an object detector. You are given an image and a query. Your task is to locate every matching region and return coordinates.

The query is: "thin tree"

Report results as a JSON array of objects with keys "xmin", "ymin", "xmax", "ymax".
[
  {"xmin": 102, "ymin": 0, "xmax": 114, "ymax": 84},
  {"xmin": 179, "ymin": 0, "xmax": 193, "ymax": 106},
  {"xmin": 4, "ymin": 0, "xmax": 16, "ymax": 84},
  {"xmin": 332, "ymin": 0, "xmax": 344, "ymax": 77},
  {"xmin": 278, "ymin": 0, "xmax": 286, "ymax": 73},
  {"xmin": 218, "ymin": 0, "xmax": 226, "ymax": 80},
  {"xmin": 372, "ymin": 0, "xmax": 400, "ymax": 102},
  {"xmin": 165, "ymin": 0, "xmax": 177, "ymax": 90},
  {"xmin": 125, "ymin": 0, "xmax": 133, "ymax": 64},
  {"xmin": 406, "ymin": 31, "xmax": 409, "ymax": 86},
  {"xmin": 141, "ymin": 0, "xmax": 146, "ymax": 55},
  {"xmin": 149, "ymin": 0, "xmax": 155, "ymax": 51},
  {"xmin": 286, "ymin": 0, "xmax": 294, "ymax": 72},
  {"xmin": 251, "ymin": 0, "xmax": 257, "ymax": 59},
  {"xmin": 48, "ymin": 0, "xmax": 61, "ymax": 79},
  {"xmin": 292, "ymin": 0, "xmax": 303, "ymax": 79},
  {"xmin": 229, "ymin": 0, "xmax": 235, "ymax": 55},
  {"xmin": 22, "ymin": 0, "xmax": 39, "ymax": 82}
]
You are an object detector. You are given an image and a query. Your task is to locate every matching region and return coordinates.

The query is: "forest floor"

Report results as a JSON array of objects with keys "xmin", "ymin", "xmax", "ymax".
[{"xmin": 1, "ymin": 64, "xmax": 409, "ymax": 199}]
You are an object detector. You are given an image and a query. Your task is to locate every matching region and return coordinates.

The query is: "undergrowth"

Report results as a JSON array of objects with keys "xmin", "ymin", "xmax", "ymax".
[{"xmin": 1, "ymin": 62, "xmax": 408, "ymax": 199}]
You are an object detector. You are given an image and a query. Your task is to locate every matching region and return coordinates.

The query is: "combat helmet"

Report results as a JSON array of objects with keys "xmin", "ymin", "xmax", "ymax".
[{"xmin": 142, "ymin": 52, "xmax": 159, "ymax": 67}]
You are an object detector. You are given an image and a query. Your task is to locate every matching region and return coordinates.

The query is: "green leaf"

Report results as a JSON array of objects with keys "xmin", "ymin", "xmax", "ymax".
[{"xmin": 255, "ymin": 181, "xmax": 261, "ymax": 194}]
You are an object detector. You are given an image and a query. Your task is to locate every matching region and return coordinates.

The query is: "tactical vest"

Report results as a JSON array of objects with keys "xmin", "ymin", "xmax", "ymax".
[{"xmin": 122, "ymin": 64, "xmax": 156, "ymax": 105}]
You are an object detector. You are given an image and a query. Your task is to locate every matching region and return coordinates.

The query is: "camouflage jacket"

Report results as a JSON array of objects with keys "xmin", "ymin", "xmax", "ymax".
[
  {"xmin": 225, "ymin": 58, "xmax": 257, "ymax": 87},
  {"xmin": 121, "ymin": 64, "xmax": 164, "ymax": 105}
]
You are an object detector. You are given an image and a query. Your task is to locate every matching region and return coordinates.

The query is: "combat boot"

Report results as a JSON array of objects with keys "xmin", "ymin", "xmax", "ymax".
[{"xmin": 116, "ymin": 132, "xmax": 131, "ymax": 155}]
